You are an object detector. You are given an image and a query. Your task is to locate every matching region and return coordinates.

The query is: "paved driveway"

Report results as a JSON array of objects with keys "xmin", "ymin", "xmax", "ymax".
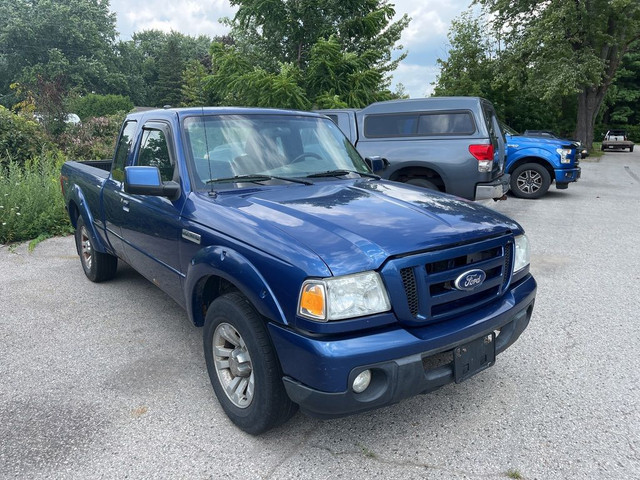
[{"xmin": 1, "ymin": 151, "xmax": 639, "ymax": 479}]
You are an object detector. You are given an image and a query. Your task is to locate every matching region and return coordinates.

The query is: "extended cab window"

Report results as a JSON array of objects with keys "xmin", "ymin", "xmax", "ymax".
[
  {"xmin": 417, "ymin": 112, "xmax": 475, "ymax": 135},
  {"xmin": 112, "ymin": 120, "xmax": 137, "ymax": 182},
  {"xmin": 138, "ymin": 128, "xmax": 175, "ymax": 182},
  {"xmin": 364, "ymin": 112, "xmax": 475, "ymax": 137}
]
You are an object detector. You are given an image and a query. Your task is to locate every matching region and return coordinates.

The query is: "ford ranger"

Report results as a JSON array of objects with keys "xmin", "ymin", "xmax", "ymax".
[{"xmin": 60, "ymin": 107, "xmax": 537, "ymax": 434}]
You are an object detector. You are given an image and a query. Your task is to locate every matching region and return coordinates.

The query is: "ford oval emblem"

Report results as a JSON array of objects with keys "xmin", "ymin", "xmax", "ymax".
[{"xmin": 454, "ymin": 269, "xmax": 486, "ymax": 291}]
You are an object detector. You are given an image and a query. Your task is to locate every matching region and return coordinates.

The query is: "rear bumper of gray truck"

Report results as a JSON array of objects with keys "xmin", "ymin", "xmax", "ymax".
[{"xmin": 475, "ymin": 173, "xmax": 510, "ymax": 200}]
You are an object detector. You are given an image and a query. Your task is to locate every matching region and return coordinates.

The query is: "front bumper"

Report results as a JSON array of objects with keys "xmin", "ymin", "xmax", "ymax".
[
  {"xmin": 554, "ymin": 166, "xmax": 581, "ymax": 184},
  {"xmin": 270, "ymin": 274, "xmax": 536, "ymax": 419},
  {"xmin": 475, "ymin": 173, "xmax": 510, "ymax": 200}
]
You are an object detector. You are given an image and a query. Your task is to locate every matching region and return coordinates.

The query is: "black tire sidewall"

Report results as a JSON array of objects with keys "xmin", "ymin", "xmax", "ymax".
[
  {"xmin": 75, "ymin": 217, "xmax": 98, "ymax": 281},
  {"xmin": 406, "ymin": 177, "xmax": 438, "ymax": 191},
  {"xmin": 203, "ymin": 292, "xmax": 293, "ymax": 434},
  {"xmin": 510, "ymin": 163, "xmax": 551, "ymax": 199}
]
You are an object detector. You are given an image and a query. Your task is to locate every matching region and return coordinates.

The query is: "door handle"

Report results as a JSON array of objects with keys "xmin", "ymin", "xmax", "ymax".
[{"xmin": 121, "ymin": 198, "xmax": 130, "ymax": 212}]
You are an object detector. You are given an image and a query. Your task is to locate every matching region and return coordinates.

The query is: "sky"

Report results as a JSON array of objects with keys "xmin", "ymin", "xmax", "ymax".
[{"xmin": 108, "ymin": 0, "xmax": 472, "ymax": 99}]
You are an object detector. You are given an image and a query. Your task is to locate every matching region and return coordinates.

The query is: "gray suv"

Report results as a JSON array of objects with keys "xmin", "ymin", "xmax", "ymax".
[{"xmin": 316, "ymin": 97, "xmax": 510, "ymax": 201}]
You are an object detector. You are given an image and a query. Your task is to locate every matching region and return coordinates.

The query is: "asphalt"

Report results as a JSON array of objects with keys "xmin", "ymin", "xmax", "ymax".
[{"xmin": 1, "ymin": 150, "xmax": 639, "ymax": 479}]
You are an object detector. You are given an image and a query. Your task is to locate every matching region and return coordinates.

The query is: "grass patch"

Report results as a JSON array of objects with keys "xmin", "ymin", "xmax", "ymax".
[
  {"xmin": 359, "ymin": 445, "xmax": 377, "ymax": 458},
  {"xmin": 505, "ymin": 468, "xmax": 523, "ymax": 479},
  {"xmin": 0, "ymin": 154, "xmax": 73, "ymax": 245}
]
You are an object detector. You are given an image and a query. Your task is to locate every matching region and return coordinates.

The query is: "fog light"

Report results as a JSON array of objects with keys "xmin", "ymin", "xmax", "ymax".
[{"xmin": 352, "ymin": 370, "xmax": 372, "ymax": 393}]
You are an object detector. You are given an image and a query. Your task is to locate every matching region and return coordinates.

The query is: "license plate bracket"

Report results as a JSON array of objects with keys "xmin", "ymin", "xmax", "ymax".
[{"xmin": 454, "ymin": 333, "xmax": 496, "ymax": 383}]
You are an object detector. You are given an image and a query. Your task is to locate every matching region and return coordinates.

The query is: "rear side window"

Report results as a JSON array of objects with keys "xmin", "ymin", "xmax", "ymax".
[
  {"xmin": 138, "ymin": 129, "xmax": 175, "ymax": 182},
  {"xmin": 482, "ymin": 105, "xmax": 500, "ymax": 151},
  {"xmin": 364, "ymin": 111, "xmax": 475, "ymax": 137},
  {"xmin": 111, "ymin": 120, "xmax": 137, "ymax": 182}
]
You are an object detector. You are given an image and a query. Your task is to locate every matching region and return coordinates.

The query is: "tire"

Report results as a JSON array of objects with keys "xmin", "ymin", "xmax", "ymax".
[
  {"xmin": 74, "ymin": 216, "xmax": 118, "ymax": 282},
  {"xmin": 203, "ymin": 292, "xmax": 297, "ymax": 434},
  {"xmin": 630, "ymin": 146, "xmax": 634, "ymax": 152},
  {"xmin": 510, "ymin": 163, "xmax": 551, "ymax": 199},
  {"xmin": 406, "ymin": 177, "xmax": 438, "ymax": 191}
]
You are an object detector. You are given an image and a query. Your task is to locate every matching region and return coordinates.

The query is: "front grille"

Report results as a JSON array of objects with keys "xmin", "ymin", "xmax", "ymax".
[
  {"xmin": 387, "ymin": 235, "xmax": 513, "ymax": 324},
  {"xmin": 400, "ymin": 267, "xmax": 419, "ymax": 317}
]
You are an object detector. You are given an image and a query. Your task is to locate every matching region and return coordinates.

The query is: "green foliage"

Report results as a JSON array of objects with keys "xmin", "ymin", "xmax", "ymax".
[
  {"xmin": 69, "ymin": 94, "xmax": 134, "ymax": 121},
  {"xmin": 115, "ymin": 30, "xmax": 217, "ymax": 107},
  {"xmin": 0, "ymin": 0, "xmax": 119, "ymax": 102},
  {"xmin": 56, "ymin": 113, "xmax": 126, "ymax": 161},
  {"xmin": 0, "ymin": 106, "xmax": 53, "ymax": 165},
  {"xmin": 181, "ymin": 60, "xmax": 212, "ymax": 106},
  {"xmin": 434, "ymin": 11, "xmax": 496, "ymax": 98},
  {"xmin": 221, "ymin": 0, "xmax": 409, "ymax": 107},
  {"xmin": 474, "ymin": 0, "xmax": 640, "ymax": 147},
  {"xmin": 0, "ymin": 154, "xmax": 72, "ymax": 244}
]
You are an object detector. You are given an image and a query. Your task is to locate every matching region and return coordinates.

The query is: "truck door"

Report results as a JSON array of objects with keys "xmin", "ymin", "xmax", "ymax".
[
  {"xmin": 118, "ymin": 121, "xmax": 185, "ymax": 304},
  {"xmin": 103, "ymin": 120, "xmax": 137, "ymax": 258}
]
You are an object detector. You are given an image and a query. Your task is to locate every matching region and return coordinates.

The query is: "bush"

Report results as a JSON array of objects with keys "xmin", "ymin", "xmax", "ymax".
[
  {"xmin": 0, "ymin": 154, "xmax": 72, "ymax": 244},
  {"xmin": 69, "ymin": 94, "xmax": 134, "ymax": 121},
  {"xmin": 56, "ymin": 112, "xmax": 125, "ymax": 160},
  {"xmin": 0, "ymin": 106, "xmax": 53, "ymax": 165}
]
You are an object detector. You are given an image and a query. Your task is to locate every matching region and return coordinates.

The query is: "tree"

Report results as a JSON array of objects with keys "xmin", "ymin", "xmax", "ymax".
[
  {"xmin": 206, "ymin": 1, "xmax": 409, "ymax": 108},
  {"xmin": 476, "ymin": 0, "xmax": 640, "ymax": 148},
  {"xmin": 433, "ymin": 11, "xmax": 496, "ymax": 98},
  {"xmin": 0, "ymin": 0, "xmax": 119, "ymax": 104},
  {"xmin": 153, "ymin": 35, "xmax": 185, "ymax": 107}
]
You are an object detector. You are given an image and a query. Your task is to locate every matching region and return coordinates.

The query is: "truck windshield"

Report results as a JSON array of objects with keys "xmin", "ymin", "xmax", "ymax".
[
  {"xmin": 501, "ymin": 123, "xmax": 520, "ymax": 136},
  {"xmin": 183, "ymin": 114, "xmax": 370, "ymax": 190}
]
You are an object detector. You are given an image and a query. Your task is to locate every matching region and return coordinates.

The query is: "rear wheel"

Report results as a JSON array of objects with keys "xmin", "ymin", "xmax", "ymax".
[
  {"xmin": 75, "ymin": 216, "xmax": 118, "ymax": 282},
  {"xmin": 203, "ymin": 292, "xmax": 297, "ymax": 434},
  {"xmin": 406, "ymin": 177, "xmax": 438, "ymax": 191},
  {"xmin": 510, "ymin": 163, "xmax": 551, "ymax": 199}
]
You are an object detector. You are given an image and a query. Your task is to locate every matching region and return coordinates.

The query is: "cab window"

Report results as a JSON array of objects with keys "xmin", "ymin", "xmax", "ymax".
[{"xmin": 138, "ymin": 128, "xmax": 175, "ymax": 182}]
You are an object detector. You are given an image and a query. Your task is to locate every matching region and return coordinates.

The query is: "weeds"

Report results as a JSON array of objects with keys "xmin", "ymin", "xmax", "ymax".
[{"xmin": 0, "ymin": 154, "xmax": 72, "ymax": 244}]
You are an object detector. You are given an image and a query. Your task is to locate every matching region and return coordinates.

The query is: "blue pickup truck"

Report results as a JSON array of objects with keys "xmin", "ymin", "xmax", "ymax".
[
  {"xmin": 504, "ymin": 126, "xmax": 581, "ymax": 199},
  {"xmin": 61, "ymin": 107, "xmax": 537, "ymax": 434}
]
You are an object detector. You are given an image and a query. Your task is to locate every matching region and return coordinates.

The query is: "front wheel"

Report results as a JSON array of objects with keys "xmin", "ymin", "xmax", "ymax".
[
  {"xmin": 74, "ymin": 216, "xmax": 118, "ymax": 282},
  {"xmin": 203, "ymin": 292, "xmax": 297, "ymax": 434},
  {"xmin": 510, "ymin": 163, "xmax": 551, "ymax": 199},
  {"xmin": 630, "ymin": 146, "xmax": 634, "ymax": 152}
]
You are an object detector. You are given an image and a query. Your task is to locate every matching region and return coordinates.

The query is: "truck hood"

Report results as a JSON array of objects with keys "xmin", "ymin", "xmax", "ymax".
[
  {"xmin": 507, "ymin": 134, "xmax": 575, "ymax": 149},
  {"xmin": 200, "ymin": 179, "xmax": 521, "ymax": 276}
]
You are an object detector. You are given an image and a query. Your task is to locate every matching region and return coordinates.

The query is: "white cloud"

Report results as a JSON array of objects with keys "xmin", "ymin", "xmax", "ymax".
[
  {"xmin": 110, "ymin": 0, "xmax": 236, "ymax": 39},
  {"xmin": 391, "ymin": 63, "xmax": 440, "ymax": 99}
]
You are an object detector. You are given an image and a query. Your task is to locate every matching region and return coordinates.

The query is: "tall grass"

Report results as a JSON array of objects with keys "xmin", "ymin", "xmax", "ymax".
[{"xmin": 0, "ymin": 154, "xmax": 73, "ymax": 244}]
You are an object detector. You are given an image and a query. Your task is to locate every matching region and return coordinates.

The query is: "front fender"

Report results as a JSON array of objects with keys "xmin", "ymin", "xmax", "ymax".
[
  {"xmin": 506, "ymin": 147, "xmax": 556, "ymax": 171},
  {"xmin": 68, "ymin": 184, "xmax": 110, "ymax": 254},
  {"xmin": 185, "ymin": 246, "xmax": 287, "ymax": 327}
]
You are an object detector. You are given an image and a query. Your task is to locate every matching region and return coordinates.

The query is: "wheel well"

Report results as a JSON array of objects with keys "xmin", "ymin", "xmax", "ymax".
[
  {"xmin": 389, "ymin": 167, "xmax": 445, "ymax": 191},
  {"xmin": 67, "ymin": 201, "xmax": 80, "ymax": 228},
  {"xmin": 192, "ymin": 275, "xmax": 238, "ymax": 327},
  {"xmin": 508, "ymin": 157, "xmax": 554, "ymax": 178}
]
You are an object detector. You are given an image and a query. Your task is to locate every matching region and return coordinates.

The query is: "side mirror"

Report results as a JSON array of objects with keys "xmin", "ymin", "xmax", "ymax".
[
  {"xmin": 365, "ymin": 156, "xmax": 389, "ymax": 173},
  {"xmin": 124, "ymin": 166, "xmax": 180, "ymax": 200}
]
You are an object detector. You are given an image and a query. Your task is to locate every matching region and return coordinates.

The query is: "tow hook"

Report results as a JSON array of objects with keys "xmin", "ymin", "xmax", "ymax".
[{"xmin": 493, "ymin": 194, "xmax": 508, "ymax": 202}]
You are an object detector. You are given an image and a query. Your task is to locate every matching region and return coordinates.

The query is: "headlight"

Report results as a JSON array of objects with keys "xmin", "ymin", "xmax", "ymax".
[
  {"xmin": 298, "ymin": 271, "xmax": 391, "ymax": 321},
  {"xmin": 513, "ymin": 234, "xmax": 530, "ymax": 273},
  {"xmin": 556, "ymin": 148, "xmax": 572, "ymax": 164}
]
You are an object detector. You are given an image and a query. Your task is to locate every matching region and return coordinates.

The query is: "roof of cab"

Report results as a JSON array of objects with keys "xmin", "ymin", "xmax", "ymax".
[{"xmin": 125, "ymin": 106, "xmax": 324, "ymax": 122}]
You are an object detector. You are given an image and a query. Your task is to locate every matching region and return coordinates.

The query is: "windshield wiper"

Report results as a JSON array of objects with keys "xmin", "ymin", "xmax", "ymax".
[
  {"xmin": 207, "ymin": 174, "xmax": 313, "ymax": 185},
  {"xmin": 305, "ymin": 169, "xmax": 380, "ymax": 179}
]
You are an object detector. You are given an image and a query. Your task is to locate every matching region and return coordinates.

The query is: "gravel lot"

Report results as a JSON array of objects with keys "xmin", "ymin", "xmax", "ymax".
[{"xmin": 1, "ymin": 151, "xmax": 639, "ymax": 479}]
